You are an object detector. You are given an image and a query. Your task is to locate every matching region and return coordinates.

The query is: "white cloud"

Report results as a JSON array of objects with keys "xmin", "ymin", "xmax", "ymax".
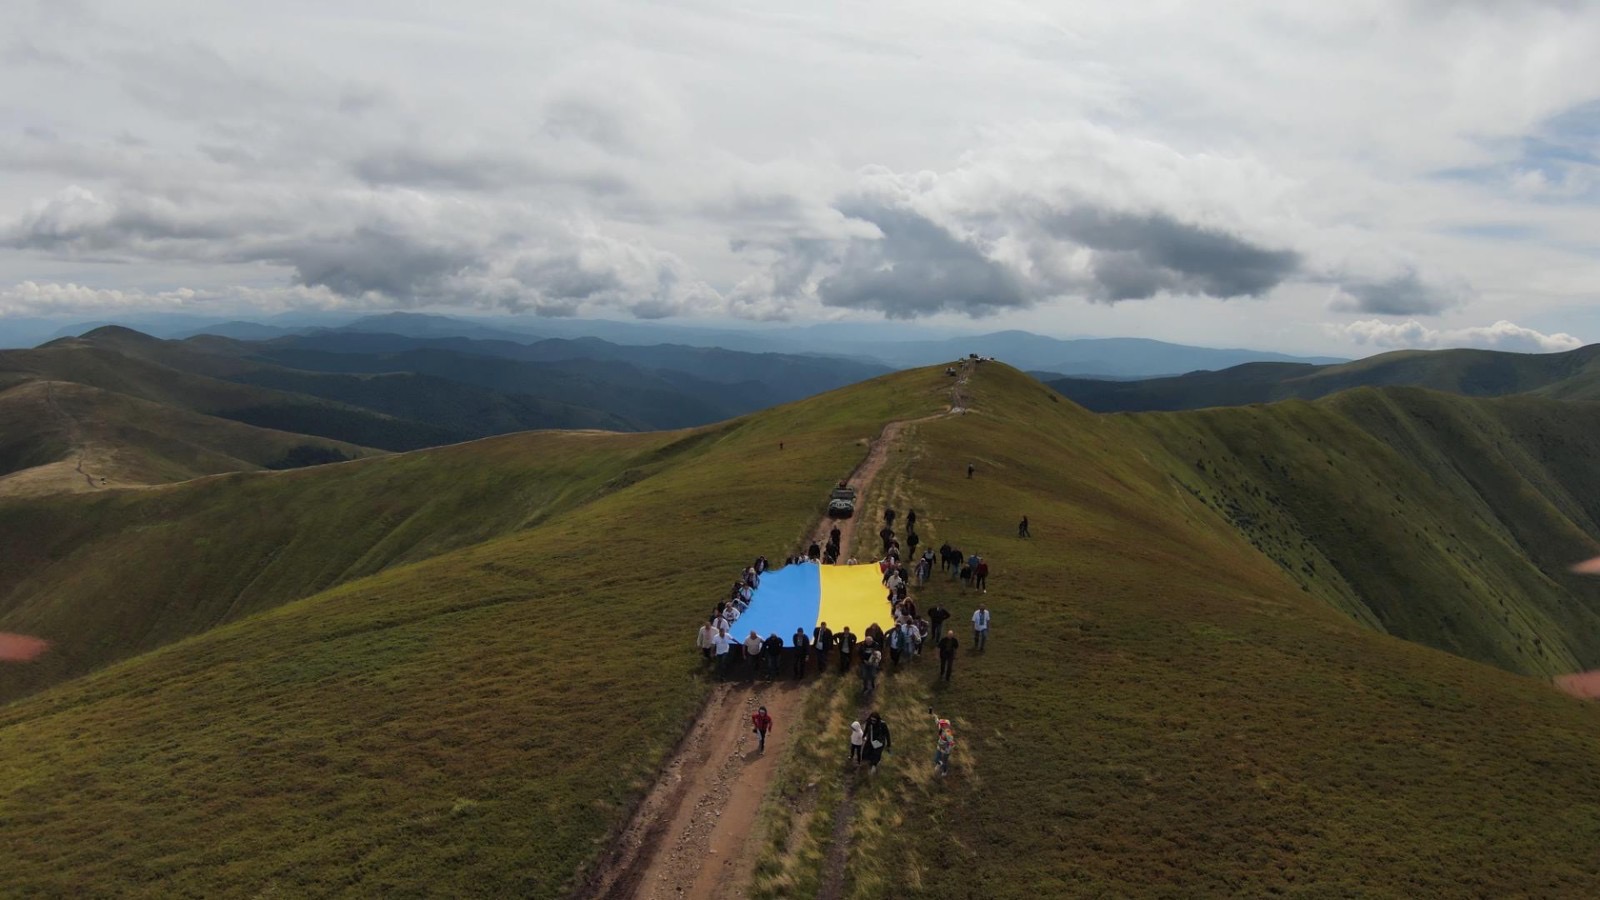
[
  {"xmin": 0, "ymin": 280, "xmax": 360, "ymax": 317},
  {"xmin": 1335, "ymin": 318, "xmax": 1584, "ymax": 353},
  {"xmin": 3, "ymin": 2, "xmax": 1600, "ymax": 350}
]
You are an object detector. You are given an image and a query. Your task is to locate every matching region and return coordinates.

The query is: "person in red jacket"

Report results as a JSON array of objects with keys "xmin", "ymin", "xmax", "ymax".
[{"xmin": 751, "ymin": 706, "xmax": 773, "ymax": 752}]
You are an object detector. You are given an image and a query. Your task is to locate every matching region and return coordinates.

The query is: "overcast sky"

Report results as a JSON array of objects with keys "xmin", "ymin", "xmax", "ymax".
[{"xmin": 3, "ymin": 1, "xmax": 1600, "ymax": 354}]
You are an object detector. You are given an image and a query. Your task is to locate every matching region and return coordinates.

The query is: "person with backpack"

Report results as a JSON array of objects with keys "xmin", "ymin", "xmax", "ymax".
[
  {"xmin": 837, "ymin": 626, "xmax": 857, "ymax": 674},
  {"xmin": 752, "ymin": 706, "xmax": 773, "ymax": 753},
  {"xmin": 862, "ymin": 712, "xmax": 892, "ymax": 773},
  {"xmin": 972, "ymin": 604, "xmax": 990, "ymax": 651},
  {"xmin": 791, "ymin": 627, "xmax": 811, "ymax": 678}
]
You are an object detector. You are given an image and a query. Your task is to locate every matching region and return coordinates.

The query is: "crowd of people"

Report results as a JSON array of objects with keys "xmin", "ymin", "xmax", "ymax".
[
  {"xmin": 692, "ymin": 504, "xmax": 1001, "ymax": 778},
  {"xmin": 694, "ymin": 509, "xmax": 1000, "ymax": 687}
]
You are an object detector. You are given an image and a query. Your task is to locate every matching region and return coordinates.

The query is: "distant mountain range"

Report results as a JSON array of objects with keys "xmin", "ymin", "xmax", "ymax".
[
  {"xmin": 1049, "ymin": 344, "xmax": 1600, "ymax": 411},
  {"xmin": 0, "ymin": 311, "xmax": 1345, "ymax": 378},
  {"xmin": 0, "ymin": 324, "xmax": 890, "ymax": 487}
]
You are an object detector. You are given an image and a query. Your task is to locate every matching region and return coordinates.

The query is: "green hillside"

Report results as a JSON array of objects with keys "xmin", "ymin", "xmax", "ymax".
[
  {"xmin": 1132, "ymin": 387, "xmax": 1600, "ymax": 676},
  {"xmin": 0, "ymin": 335, "xmax": 461, "ymax": 451},
  {"xmin": 0, "ymin": 378, "xmax": 378, "ymax": 494},
  {"xmin": 4, "ymin": 365, "xmax": 1600, "ymax": 896},
  {"xmin": 1050, "ymin": 343, "xmax": 1600, "ymax": 411},
  {"xmin": 0, "ymin": 367, "xmax": 941, "ymax": 896},
  {"xmin": 0, "ymin": 427, "xmax": 702, "ymax": 703}
]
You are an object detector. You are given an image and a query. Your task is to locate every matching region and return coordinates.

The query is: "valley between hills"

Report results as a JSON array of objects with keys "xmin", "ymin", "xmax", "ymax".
[{"xmin": 3, "ymin": 344, "xmax": 1600, "ymax": 896}]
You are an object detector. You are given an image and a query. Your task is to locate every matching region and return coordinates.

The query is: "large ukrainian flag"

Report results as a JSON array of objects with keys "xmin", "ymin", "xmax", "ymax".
[{"xmin": 730, "ymin": 563, "xmax": 890, "ymax": 640}]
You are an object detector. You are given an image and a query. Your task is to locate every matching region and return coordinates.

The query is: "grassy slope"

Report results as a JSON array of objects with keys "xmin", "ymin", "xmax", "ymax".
[
  {"xmin": 0, "ymin": 379, "xmax": 379, "ymax": 487},
  {"xmin": 0, "ymin": 367, "xmax": 950, "ymax": 897},
  {"xmin": 0, "ymin": 339, "xmax": 460, "ymax": 451},
  {"xmin": 0, "ymin": 427, "xmax": 703, "ymax": 704},
  {"xmin": 1131, "ymin": 388, "xmax": 1600, "ymax": 676},
  {"xmin": 1050, "ymin": 343, "xmax": 1600, "ymax": 412},
  {"xmin": 755, "ymin": 366, "xmax": 1600, "ymax": 898}
]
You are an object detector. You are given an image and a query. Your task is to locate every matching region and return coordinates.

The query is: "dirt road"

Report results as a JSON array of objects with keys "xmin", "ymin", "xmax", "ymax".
[{"xmin": 581, "ymin": 367, "xmax": 974, "ymax": 899}]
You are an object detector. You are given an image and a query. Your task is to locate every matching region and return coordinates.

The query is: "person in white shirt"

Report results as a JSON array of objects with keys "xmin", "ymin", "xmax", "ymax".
[
  {"xmin": 972, "ymin": 604, "xmax": 990, "ymax": 651},
  {"xmin": 849, "ymin": 719, "xmax": 865, "ymax": 764},
  {"xmin": 744, "ymin": 631, "xmax": 763, "ymax": 678},
  {"xmin": 713, "ymin": 628, "xmax": 733, "ymax": 679},
  {"xmin": 697, "ymin": 619, "xmax": 717, "ymax": 662}
]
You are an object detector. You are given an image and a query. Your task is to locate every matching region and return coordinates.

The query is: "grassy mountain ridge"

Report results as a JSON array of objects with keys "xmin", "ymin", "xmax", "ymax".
[
  {"xmin": 1133, "ymin": 387, "xmax": 1600, "ymax": 676},
  {"xmin": 5, "ymin": 365, "xmax": 1600, "ymax": 895},
  {"xmin": 1051, "ymin": 342, "xmax": 1600, "ymax": 411},
  {"xmin": 0, "ymin": 379, "xmax": 378, "ymax": 494},
  {"xmin": 0, "ymin": 335, "xmax": 459, "ymax": 452},
  {"xmin": 736, "ymin": 365, "xmax": 1600, "ymax": 897},
  {"xmin": 0, "ymin": 426, "xmax": 712, "ymax": 703},
  {"xmin": 0, "ymin": 367, "xmax": 947, "ymax": 896}
]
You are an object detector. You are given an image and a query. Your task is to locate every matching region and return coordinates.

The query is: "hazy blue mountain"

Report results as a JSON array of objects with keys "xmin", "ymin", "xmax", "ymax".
[
  {"xmin": 821, "ymin": 332, "xmax": 1345, "ymax": 376},
  {"xmin": 47, "ymin": 310, "xmax": 1348, "ymax": 378},
  {"xmin": 1048, "ymin": 344, "xmax": 1600, "ymax": 412}
]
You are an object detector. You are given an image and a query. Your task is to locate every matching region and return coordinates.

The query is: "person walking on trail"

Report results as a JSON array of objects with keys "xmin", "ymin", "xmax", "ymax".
[
  {"xmin": 744, "ymin": 631, "xmax": 763, "ymax": 678},
  {"xmin": 929, "ymin": 710, "xmax": 955, "ymax": 776},
  {"xmin": 792, "ymin": 627, "xmax": 811, "ymax": 678},
  {"xmin": 972, "ymin": 604, "xmax": 991, "ymax": 651},
  {"xmin": 863, "ymin": 712, "xmax": 892, "ymax": 773},
  {"xmin": 879, "ymin": 525, "xmax": 895, "ymax": 553},
  {"xmin": 762, "ymin": 632, "xmax": 785, "ymax": 680},
  {"xmin": 974, "ymin": 558, "xmax": 989, "ymax": 592},
  {"xmin": 697, "ymin": 619, "xmax": 717, "ymax": 662},
  {"xmin": 808, "ymin": 541, "xmax": 822, "ymax": 561},
  {"xmin": 813, "ymin": 622, "xmax": 834, "ymax": 671},
  {"xmin": 830, "ymin": 526, "xmax": 842, "ymax": 546},
  {"xmin": 837, "ymin": 627, "xmax": 858, "ymax": 673},
  {"xmin": 885, "ymin": 508, "xmax": 897, "ymax": 527},
  {"xmin": 860, "ymin": 640, "xmax": 881, "ymax": 695},
  {"xmin": 907, "ymin": 509, "xmax": 917, "ymax": 530},
  {"xmin": 714, "ymin": 627, "xmax": 733, "ymax": 679},
  {"xmin": 967, "ymin": 462, "xmax": 975, "ymax": 479},
  {"xmin": 752, "ymin": 706, "xmax": 773, "ymax": 753},
  {"xmin": 849, "ymin": 719, "xmax": 865, "ymax": 764},
  {"xmin": 907, "ymin": 530, "xmax": 920, "ymax": 557},
  {"xmin": 928, "ymin": 604, "xmax": 950, "ymax": 639},
  {"xmin": 937, "ymin": 629, "xmax": 959, "ymax": 682},
  {"xmin": 1018, "ymin": 516, "xmax": 1030, "ymax": 538}
]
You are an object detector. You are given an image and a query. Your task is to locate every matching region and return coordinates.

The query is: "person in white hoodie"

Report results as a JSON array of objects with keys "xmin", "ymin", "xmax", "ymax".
[{"xmin": 849, "ymin": 719, "xmax": 865, "ymax": 764}]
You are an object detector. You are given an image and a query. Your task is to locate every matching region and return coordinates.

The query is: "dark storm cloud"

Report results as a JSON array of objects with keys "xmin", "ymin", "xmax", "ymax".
[
  {"xmin": 268, "ymin": 226, "xmax": 478, "ymax": 300},
  {"xmin": 814, "ymin": 200, "xmax": 1029, "ymax": 318},
  {"xmin": 1046, "ymin": 207, "xmax": 1302, "ymax": 301},
  {"xmin": 512, "ymin": 255, "xmax": 624, "ymax": 300},
  {"xmin": 1331, "ymin": 269, "xmax": 1459, "ymax": 315}
]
